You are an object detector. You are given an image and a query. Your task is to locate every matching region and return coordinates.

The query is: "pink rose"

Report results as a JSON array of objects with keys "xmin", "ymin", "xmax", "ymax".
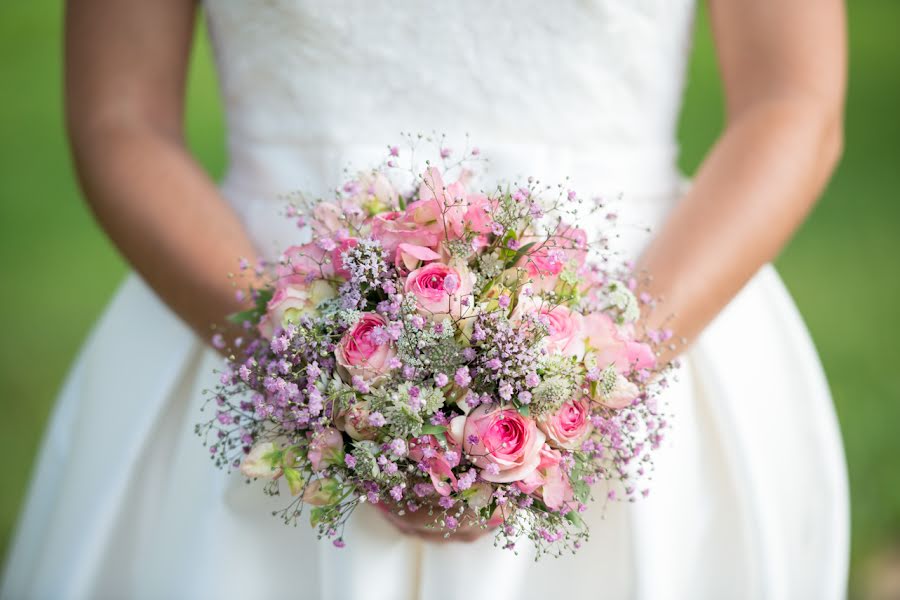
[
  {"xmin": 463, "ymin": 193, "xmax": 495, "ymax": 234},
  {"xmin": 370, "ymin": 211, "xmax": 440, "ymax": 261},
  {"xmin": 330, "ymin": 237, "xmax": 359, "ymax": 280},
  {"xmin": 408, "ymin": 434, "xmax": 459, "ymax": 496},
  {"xmin": 583, "ymin": 312, "xmax": 655, "ymax": 374},
  {"xmin": 307, "ymin": 427, "xmax": 344, "ymax": 471},
  {"xmin": 404, "ymin": 262, "xmax": 473, "ymax": 321},
  {"xmin": 411, "ymin": 166, "xmax": 468, "ymax": 239},
  {"xmin": 537, "ymin": 398, "xmax": 592, "ymax": 450},
  {"xmin": 515, "ymin": 445, "xmax": 574, "ymax": 510},
  {"xmin": 394, "ymin": 243, "xmax": 442, "ymax": 275},
  {"xmin": 335, "ymin": 313, "xmax": 397, "ymax": 384},
  {"xmin": 276, "ymin": 243, "xmax": 335, "ymax": 286},
  {"xmin": 520, "ymin": 225, "xmax": 588, "ymax": 292},
  {"xmin": 449, "ymin": 404, "xmax": 545, "ymax": 483},
  {"xmin": 260, "ymin": 281, "xmax": 337, "ymax": 338},
  {"xmin": 512, "ymin": 298, "xmax": 585, "ymax": 358}
]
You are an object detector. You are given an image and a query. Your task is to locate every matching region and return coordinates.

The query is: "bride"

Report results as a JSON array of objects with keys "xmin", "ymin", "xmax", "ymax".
[{"xmin": 2, "ymin": 1, "xmax": 848, "ymax": 598}]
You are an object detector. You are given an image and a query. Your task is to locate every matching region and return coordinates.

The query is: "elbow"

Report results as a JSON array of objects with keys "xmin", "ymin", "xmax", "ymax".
[
  {"xmin": 820, "ymin": 110, "xmax": 844, "ymax": 178},
  {"xmin": 797, "ymin": 93, "xmax": 845, "ymax": 179},
  {"xmin": 728, "ymin": 92, "xmax": 845, "ymax": 181},
  {"xmin": 65, "ymin": 97, "xmax": 184, "ymax": 162}
]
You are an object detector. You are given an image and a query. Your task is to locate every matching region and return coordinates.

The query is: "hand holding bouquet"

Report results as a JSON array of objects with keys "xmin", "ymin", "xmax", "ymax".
[{"xmin": 198, "ymin": 140, "xmax": 677, "ymax": 557}]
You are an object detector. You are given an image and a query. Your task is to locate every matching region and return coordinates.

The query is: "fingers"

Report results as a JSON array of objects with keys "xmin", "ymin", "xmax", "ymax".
[
  {"xmin": 376, "ymin": 502, "xmax": 493, "ymax": 543},
  {"xmin": 400, "ymin": 524, "xmax": 488, "ymax": 543}
]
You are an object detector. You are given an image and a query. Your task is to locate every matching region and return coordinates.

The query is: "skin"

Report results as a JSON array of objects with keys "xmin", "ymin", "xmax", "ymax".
[
  {"xmin": 637, "ymin": 0, "xmax": 846, "ymax": 357},
  {"xmin": 65, "ymin": 0, "xmax": 845, "ymax": 541},
  {"xmin": 65, "ymin": 0, "xmax": 260, "ymax": 348}
]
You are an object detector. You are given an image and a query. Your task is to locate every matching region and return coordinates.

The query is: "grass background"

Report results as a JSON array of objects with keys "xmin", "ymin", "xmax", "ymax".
[{"xmin": 1, "ymin": 2, "xmax": 898, "ymax": 596}]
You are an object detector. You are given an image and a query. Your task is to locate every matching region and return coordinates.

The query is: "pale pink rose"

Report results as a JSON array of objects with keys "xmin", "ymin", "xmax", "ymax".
[
  {"xmin": 353, "ymin": 171, "xmax": 398, "ymax": 208},
  {"xmin": 334, "ymin": 400, "xmax": 378, "ymax": 441},
  {"xmin": 412, "ymin": 166, "xmax": 468, "ymax": 239},
  {"xmin": 449, "ymin": 404, "xmax": 546, "ymax": 483},
  {"xmin": 339, "ymin": 172, "xmax": 398, "ymax": 219},
  {"xmin": 408, "ymin": 434, "xmax": 459, "ymax": 496},
  {"xmin": 515, "ymin": 445, "xmax": 574, "ymax": 510},
  {"xmin": 370, "ymin": 211, "xmax": 440, "ymax": 260},
  {"xmin": 520, "ymin": 225, "xmax": 588, "ymax": 292},
  {"xmin": 394, "ymin": 243, "xmax": 442, "ymax": 275},
  {"xmin": 276, "ymin": 243, "xmax": 335, "ymax": 286},
  {"xmin": 463, "ymin": 193, "xmax": 495, "ymax": 234},
  {"xmin": 335, "ymin": 313, "xmax": 397, "ymax": 384},
  {"xmin": 311, "ymin": 202, "xmax": 344, "ymax": 236},
  {"xmin": 597, "ymin": 375, "xmax": 640, "ymax": 409},
  {"xmin": 330, "ymin": 237, "xmax": 359, "ymax": 280},
  {"xmin": 260, "ymin": 281, "xmax": 337, "ymax": 338},
  {"xmin": 369, "ymin": 211, "xmax": 405, "ymax": 257},
  {"xmin": 314, "ymin": 182, "xmax": 384, "ymax": 235},
  {"xmin": 239, "ymin": 442, "xmax": 281, "ymax": 479},
  {"xmin": 404, "ymin": 262, "xmax": 474, "ymax": 321},
  {"xmin": 307, "ymin": 427, "xmax": 344, "ymax": 471},
  {"xmin": 543, "ymin": 306, "xmax": 586, "ymax": 358},
  {"xmin": 577, "ymin": 265, "xmax": 609, "ymax": 306},
  {"xmin": 512, "ymin": 298, "xmax": 585, "ymax": 358},
  {"xmin": 583, "ymin": 312, "xmax": 656, "ymax": 374},
  {"xmin": 537, "ymin": 398, "xmax": 592, "ymax": 451}
]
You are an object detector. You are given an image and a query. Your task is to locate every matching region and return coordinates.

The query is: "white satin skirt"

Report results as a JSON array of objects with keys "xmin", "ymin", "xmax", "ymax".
[{"xmin": 1, "ymin": 165, "xmax": 849, "ymax": 599}]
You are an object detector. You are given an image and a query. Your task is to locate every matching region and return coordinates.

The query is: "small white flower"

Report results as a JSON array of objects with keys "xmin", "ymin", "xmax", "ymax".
[{"xmin": 607, "ymin": 280, "xmax": 640, "ymax": 323}]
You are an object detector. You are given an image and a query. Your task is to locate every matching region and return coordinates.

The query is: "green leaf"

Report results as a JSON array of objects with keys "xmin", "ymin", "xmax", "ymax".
[
  {"xmin": 309, "ymin": 504, "xmax": 340, "ymax": 528},
  {"xmin": 283, "ymin": 467, "xmax": 305, "ymax": 496},
  {"xmin": 571, "ymin": 480, "xmax": 590, "ymax": 504},
  {"xmin": 226, "ymin": 308, "xmax": 258, "ymax": 325},
  {"xmin": 504, "ymin": 241, "xmax": 538, "ymax": 268},
  {"xmin": 565, "ymin": 510, "xmax": 586, "ymax": 529},
  {"xmin": 420, "ymin": 424, "xmax": 447, "ymax": 436},
  {"xmin": 254, "ymin": 287, "xmax": 274, "ymax": 309},
  {"xmin": 517, "ymin": 404, "xmax": 530, "ymax": 417},
  {"xmin": 226, "ymin": 286, "xmax": 273, "ymax": 324},
  {"xmin": 309, "ymin": 506, "xmax": 327, "ymax": 527}
]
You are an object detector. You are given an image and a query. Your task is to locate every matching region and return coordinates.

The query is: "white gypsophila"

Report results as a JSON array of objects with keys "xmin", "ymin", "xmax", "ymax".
[
  {"xmin": 477, "ymin": 251, "xmax": 504, "ymax": 280},
  {"xmin": 607, "ymin": 280, "xmax": 640, "ymax": 323}
]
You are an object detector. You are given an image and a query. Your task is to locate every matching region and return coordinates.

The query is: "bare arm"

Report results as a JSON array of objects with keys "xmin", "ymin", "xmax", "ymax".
[
  {"xmin": 637, "ymin": 0, "xmax": 846, "ymax": 351},
  {"xmin": 65, "ymin": 0, "xmax": 260, "ymax": 345}
]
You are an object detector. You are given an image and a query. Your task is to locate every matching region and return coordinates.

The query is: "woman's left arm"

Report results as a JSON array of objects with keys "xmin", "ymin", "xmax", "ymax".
[{"xmin": 636, "ymin": 0, "xmax": 846, "ymax": 349}]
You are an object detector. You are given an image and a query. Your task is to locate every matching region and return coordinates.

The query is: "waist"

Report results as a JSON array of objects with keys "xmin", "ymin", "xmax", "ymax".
[{"xmin": 218, "ymin": 138, "xmax": 687, "ymax": 259}]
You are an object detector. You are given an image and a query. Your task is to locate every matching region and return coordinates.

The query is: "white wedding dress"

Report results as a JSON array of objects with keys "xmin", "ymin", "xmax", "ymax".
[{"xmin": 1, "ymin": 1, "xmax": 849, "ymax": 599}]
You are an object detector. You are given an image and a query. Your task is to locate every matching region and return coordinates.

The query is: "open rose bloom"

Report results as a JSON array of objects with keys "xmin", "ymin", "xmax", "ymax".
[{"xmin": 199, "ymin": 141, "xmax": 677, "ymax": 558}]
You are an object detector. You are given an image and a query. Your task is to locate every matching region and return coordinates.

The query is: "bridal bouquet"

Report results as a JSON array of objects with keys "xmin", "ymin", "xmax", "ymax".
[{"xmin": 198, "ymin": 140, "xmax": 676, "ymax": 557}]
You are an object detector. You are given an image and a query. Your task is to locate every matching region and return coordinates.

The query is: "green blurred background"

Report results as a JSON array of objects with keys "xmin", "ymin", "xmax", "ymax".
[{"xmin": 1, "ymin": 2, "xmax": 898, "ymax": 596}]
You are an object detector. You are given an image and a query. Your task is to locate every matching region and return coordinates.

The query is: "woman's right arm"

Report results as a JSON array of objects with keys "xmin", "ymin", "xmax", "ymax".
[{"xmin": 66, "ymin": 0, "xmax": 260, "ymax": 344}]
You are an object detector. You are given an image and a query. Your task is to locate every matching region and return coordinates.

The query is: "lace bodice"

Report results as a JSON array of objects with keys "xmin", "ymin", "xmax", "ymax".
[{"xmin": 203, "ymin": 0, "xmax": 697, "ymax": 254}]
